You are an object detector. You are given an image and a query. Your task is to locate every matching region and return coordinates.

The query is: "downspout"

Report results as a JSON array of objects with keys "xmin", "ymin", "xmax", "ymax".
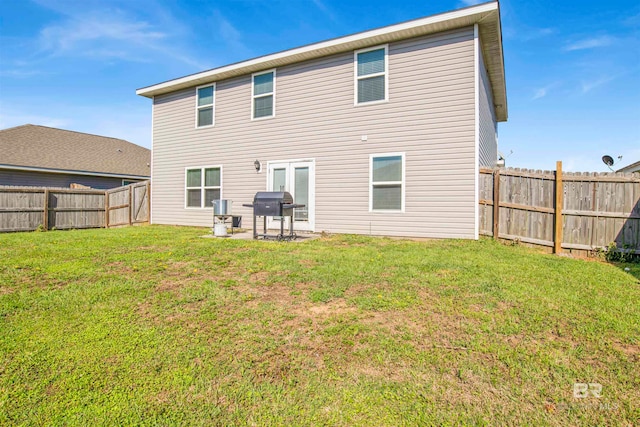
[
  {"xmin": 473, "ymin": 23, "xmax": 480, "ymax": 240},
  {"xmin": 150, "ymin": 95, "xmax": 155, "ymax": 225}
]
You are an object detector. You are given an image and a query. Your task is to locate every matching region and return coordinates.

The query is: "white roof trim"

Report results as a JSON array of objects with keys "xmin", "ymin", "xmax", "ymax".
[
  {"xmin": 0, "ymin": 164, "xmax": 150, "ymax": 180},
  {"xmin": 617, "ymin": 160, "xmax": 640, "ymax": 173},
  {"xmin": 137, "ymin": 1, "xmax": 506, "ymax": 121}
]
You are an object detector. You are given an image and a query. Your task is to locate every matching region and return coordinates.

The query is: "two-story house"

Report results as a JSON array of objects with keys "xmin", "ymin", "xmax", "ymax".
[{"xmin": 136, "ymin": 1, "xmax": 507, "ymax": 239}]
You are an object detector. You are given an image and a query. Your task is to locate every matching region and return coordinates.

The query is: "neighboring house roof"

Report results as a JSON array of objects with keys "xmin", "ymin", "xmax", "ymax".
[
  {"xmin": 137, "ymin": 1, "xmax": 507, "ymax": 122},
  {"xmin": 0, "ymin": 124, "xmax": 150, "ymax": 179},
  {"xmin": 617, "ymin": 160, "xmax": 640, "ymax": 173}
]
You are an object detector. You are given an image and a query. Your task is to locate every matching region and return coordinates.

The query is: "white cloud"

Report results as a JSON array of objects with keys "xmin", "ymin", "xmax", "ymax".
[
  {"xmin": 312, "ymin": 0, "xmax": 337, "ymax": 22},
  {"xmin": 531, "ymin": 86, "xmax": 549, "ymax": 101},
  {"xmin": 522, "ymin": 27, "xmax": 555, "ymax": 41},
  {"xmin": 532, "ymin": 88, "xmax": 547, "ymax": 100},
  {"xmin": 213, "ymin": 11, "xmax": 249, "ymax": 57},
  {"xmin": 312, "ymin": 0, "xmax": 329, "ymax": 13},
  {"xmin": 39, "ymin": 13, "xmax": 165, "ymax": 53},
  {"xmin": 580, "ymin": 75, "xmax": 615, "ymax": 93},
  {"xmin": 622, "ymin": 11, "xmax": 640, "ymax": 27},
  {"xmin": 564, "ymin": 36, "xmax": 614, "ymax": 51},
  {"xmin": 531, "ymin": 82, "xmax": 561, "ymax": 100},
  {"xmin": 502, "ymin": 25, "xmax": 555, "ymax": 42},
  {"xmin": 218, "ymin": 17, "xmax": 241, "ymax": 44},
  {"xmin": 29, "ymin": 6, "xmax": 209, "ymax": 70},
  {"xmin": 0, "ymin": 69, "xmax": 48, "ymax": 78}
]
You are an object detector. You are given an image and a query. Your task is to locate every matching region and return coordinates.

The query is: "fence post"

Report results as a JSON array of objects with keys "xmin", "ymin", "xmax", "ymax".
[
  {"xmin": 146, "ymin": 181, "xmax": 151, "ymax": 224},
  {"xmin": 554, "ymin": 161, "xmax": 563, "ymax": 254},
  {"xmin": 128, "ymin": 185, "xmax": 133, "ymax": 226},
  {"xmin": 493, "ymin": 169, "xmax": 500, "ymax": 239},
  {"xmin": 43, "ymin": 189, "xmax": 49, "ymax": 230},
  {"xmin": 104, "ymin": 190, "xmax": 109, "ymax": 228}
]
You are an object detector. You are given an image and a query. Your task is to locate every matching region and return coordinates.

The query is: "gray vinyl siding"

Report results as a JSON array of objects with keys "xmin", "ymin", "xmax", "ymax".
[
  {"xmin": 478, "ymin": 45, "xmax": 498, "ymax": 168},
  {"xmin": 152, "ymin": 27, "xmax": 477, "ymax": 239},
  {"xmin": 0, "ymin": 169, "xmax": 133, "ymax": 189}
]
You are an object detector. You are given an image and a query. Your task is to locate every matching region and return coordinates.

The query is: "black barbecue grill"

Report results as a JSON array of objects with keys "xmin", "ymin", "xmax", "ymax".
[{"xmin": 243, "ymin": 191, "xmax": 305, "ymax": 240}]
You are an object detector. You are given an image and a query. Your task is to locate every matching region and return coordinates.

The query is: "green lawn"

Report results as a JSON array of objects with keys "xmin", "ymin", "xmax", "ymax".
[{"xmin": 0, "ymin": 226, "xmax": 638, "ymax": 426}]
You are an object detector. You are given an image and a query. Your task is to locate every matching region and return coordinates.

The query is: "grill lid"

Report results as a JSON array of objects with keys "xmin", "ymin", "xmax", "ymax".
[{"xmin": 253, "ymin": 191, "xmax": 294, "ymax": 204}]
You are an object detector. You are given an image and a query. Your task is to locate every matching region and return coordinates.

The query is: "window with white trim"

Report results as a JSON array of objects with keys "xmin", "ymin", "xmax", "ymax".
[
  {"xmin": 252, "ymin": 70, "xmax": 275, "ymax": 119},
  {"xmin": 355, "ymin": 46, "xmax": 388, "ymax": 104},
  {"xmin": 196, "ymin": 84, "xmax": 215, "ymax": 127},
  {"xmin": 370, "ymin": 154, "xmax": 404, "ymax": 211},
  {"xmin": 185, "ymin": 166, "xmax": 221, "ymax": 208}
]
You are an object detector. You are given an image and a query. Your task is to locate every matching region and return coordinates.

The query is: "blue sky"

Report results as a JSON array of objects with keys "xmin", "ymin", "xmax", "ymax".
[{"xmin": 1, "ymin": 0, "xmax": 638, "ymax": 172}]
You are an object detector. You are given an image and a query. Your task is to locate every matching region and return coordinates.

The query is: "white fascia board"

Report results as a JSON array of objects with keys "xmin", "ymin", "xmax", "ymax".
[
  {"xmin": 136, "ymin": 2, "xmax": 499, "ymax": 98},
  {"xmin": 0, "ymin": 164, "xmax": 150, "ymax": 180}
]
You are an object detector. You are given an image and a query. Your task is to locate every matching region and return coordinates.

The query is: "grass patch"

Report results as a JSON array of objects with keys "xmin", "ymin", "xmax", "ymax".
[{"xmin": 1, "ymin": 226, "xmax": 638, "ymax": 425}]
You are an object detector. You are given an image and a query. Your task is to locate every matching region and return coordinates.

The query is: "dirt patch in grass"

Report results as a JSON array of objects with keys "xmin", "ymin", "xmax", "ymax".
[
  {"xmin": 0, "ymin": 285, "xmax": 16, "ymax": 295},
  {"xmin": 240, "ymin": 281, "xmax": 295, "ymax": 303},
  {"xmin": 239, "ymin": 278, "xmax": 487, "ymax": 362},
  {"xmin": 612, "ymin": 341, "xmax": 639, "ymax": 359},
  {"xmin": 149, "ymin": 389, "xmax": 173, "ymax": 405},
  {"xmin": 160, "ymin": 261, "xmax": 196, "ymax": 277},
  {"xmin": 249, "ymin": 271, "xmax": 270, "ymax": 284},
  {"xmin": 504, "ymin": 334, "xmax": 524, "ymax": 347},
  {"xmin": 298, "ymin": 259, "xmax": 317, "ymax": 267},
  {"xmin": 155, "ymin": 277, "xmax": 209, "ymax": 294},
  {"xmin": 105, "ymin": 261, "xmax": 135, "ymax": 274},
  {"xmin": 135, "ymin": 301, "xmax": 160, "ymax": 323},
  {"xmin": 435, "ymin": 268, "xmax": 459, "ymax": 279},
  {"xmin": 303, "ymin": 299, "xmax": 357, "ymax": 317},
  {"xmin": 156, "ymin": 280, "xmax": 184, "ymax": 293},
  {"xmin": 2, "ymin": 268, "xmax": 70, "ymax": 291},
  {"xmin": 241, "ymin": 281, "xmax": 357, "ymax": 320}
]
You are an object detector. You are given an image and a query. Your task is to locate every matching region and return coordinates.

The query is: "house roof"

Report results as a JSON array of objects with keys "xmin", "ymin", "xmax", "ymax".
[
  {"xmin": 137, "ymin": 1, "xmax": 507, "ymax": 121},
  {"xmin": 0, "ymin": 124, "xmax": 151, "ymax": 179},
  {"xmin": 617, "ymin": 160, "xmax": 640, "ymax": 173}
]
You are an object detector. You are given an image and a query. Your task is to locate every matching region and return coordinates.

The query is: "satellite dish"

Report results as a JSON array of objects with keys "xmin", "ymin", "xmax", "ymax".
[{"xmin": 602, "ymin": 155, "xmax": 614, "ymax": 167}]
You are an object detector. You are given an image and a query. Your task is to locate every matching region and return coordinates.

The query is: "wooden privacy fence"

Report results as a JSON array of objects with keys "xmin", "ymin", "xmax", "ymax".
[
  {"xmin": 0, "ymin": 181, "xmax": 150, "ymax": 232},
  {"xmin": 479, "ymin": 163, "xmax": 640, "ymax": 254},
  {"xmin": 106, "ymin": 182, "xmax": 150, "ymax": 227}
]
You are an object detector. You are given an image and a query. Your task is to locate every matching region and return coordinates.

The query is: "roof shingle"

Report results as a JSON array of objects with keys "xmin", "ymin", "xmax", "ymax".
[{"xmin": 0, "ymin": 124, "xmax": 150, "ymax": 177}]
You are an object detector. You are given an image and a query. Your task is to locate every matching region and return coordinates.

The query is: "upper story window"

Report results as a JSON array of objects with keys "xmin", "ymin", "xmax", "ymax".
[
  {"xmin": 196, "ymin": 84, "xmax": 215, "ymax": 127},
  {"xmin": 370, "ymin": 153, "xmax": 404, "ymax": 212},
  {"xmin": 252, "ymin": 70, "xmax": 275, "ymax": 119},
  {"xmin": 355, "ymin": 45, "xmax": 388, "ymax": 105},
  {"xmin": 185, "ymin": 166, "xmax": 221, "ymax": 208}
]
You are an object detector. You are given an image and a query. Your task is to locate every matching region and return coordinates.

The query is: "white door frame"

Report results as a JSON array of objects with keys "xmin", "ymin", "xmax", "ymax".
[{"xmin": 266, "ymin": 159, "xmax": 315, "ymax": 232}]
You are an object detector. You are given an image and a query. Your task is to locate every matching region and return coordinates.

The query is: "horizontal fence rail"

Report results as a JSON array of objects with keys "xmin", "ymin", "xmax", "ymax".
[
  {"xmin": 479, "ymin": 163, "xmax": 640, "ymax": 255},
  {"xmin": 0, "ymin": 181, "xmax": 150, "ymax": 232}
]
